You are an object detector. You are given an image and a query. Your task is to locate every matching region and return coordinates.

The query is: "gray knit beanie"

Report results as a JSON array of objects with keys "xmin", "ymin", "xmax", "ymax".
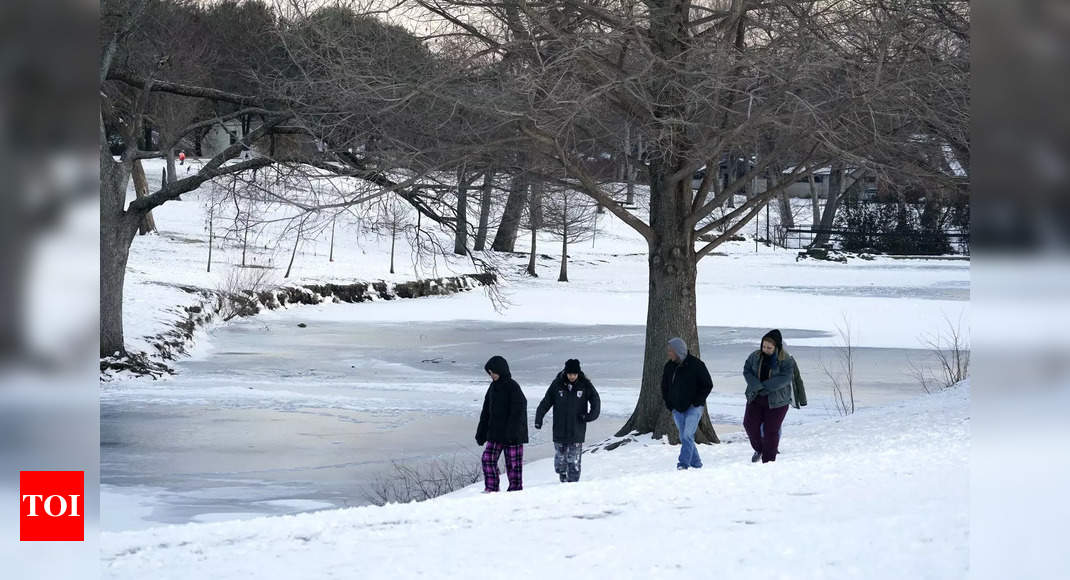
[{"xmin": 668, "ymin": 337, "xmax": 688, "ymax": 360}]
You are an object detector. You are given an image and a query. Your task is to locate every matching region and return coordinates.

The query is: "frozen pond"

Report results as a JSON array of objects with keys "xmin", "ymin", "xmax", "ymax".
[{"xmin": 102, "ymin": 319, "xmax": 948, "ymax": 531}]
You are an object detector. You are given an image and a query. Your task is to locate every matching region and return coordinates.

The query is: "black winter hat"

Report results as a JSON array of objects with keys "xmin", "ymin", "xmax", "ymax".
[
  {"xmin": 761, "ymin": 329, "xmax": 783, "ymax": 350},
  {"xmin": 564, "ymin": 359, "xmax": 582, "ymax": 374}
]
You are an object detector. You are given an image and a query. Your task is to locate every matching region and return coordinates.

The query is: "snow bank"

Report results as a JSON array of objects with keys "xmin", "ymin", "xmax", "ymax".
[{"xmin": 102, "ymin": 384, "xmax": 969, "ymax": 579}]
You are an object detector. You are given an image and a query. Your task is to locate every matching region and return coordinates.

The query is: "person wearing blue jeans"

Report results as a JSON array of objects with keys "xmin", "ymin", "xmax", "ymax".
[
  {"xmin": 661, "ymin": 337, "xmax": 714, "ymax": 470},
  {"xmin": 672, "ymin": 404, "xmax": 704, "ymax": 469}
]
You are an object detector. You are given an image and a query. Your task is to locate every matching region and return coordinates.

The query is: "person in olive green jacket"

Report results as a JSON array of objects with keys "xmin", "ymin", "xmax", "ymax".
[{"xmin": 743, "ymin": 329, "xmax": 806, "ymax": 463}]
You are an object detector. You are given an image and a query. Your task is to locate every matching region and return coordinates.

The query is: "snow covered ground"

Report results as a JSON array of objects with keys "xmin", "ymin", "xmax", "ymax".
[
  {"xmin": 101, "ymin": 382, "xmax": 970, "ymax": 579},
  {"xmin": 106, "ymin": 158, "xmax": 967, "ymax": 497},
  {"xmin": 100, "ymin": 317, "xmax": 949, "ymax": 531},
  {"xmin": 102, "ymin": 158, "xmax": 971, "ymax": 572}
]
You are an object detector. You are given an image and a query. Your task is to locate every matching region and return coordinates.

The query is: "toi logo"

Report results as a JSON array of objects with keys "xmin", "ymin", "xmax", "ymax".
[{"xmin": 20, "ymin": 471, "xmax": 84, "ymax": 541}]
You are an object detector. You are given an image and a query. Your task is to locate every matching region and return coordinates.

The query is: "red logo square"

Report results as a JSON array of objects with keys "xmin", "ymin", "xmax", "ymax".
[{"xmin": 20, "ymin": 471, "xmax": 84, "ymax": 541}]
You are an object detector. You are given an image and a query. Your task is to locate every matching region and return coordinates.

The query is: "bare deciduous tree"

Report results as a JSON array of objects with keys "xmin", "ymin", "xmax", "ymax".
[
  {"xmin": 491, "ymin": 166, "xmax": 529, "ymax": 253},
  {"xmin": 100, "ymin": 0, "xmax": 501, "ymax": 358},
  {"xmin": 542, "ymin": 185, "xmax": 599, "ymax": 282},
  {"xmin": 373, "ymin": 193, "xmax": 412, "ymax": 275},
  {"xmin": 409, "ymin": 0, "xmax": 884, "ymax": 442}
]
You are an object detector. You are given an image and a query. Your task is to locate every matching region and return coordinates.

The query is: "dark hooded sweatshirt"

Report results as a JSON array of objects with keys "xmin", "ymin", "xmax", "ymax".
[
  {"xmin": 535, "ymin": 370, "xmax": 601, "ymax": 444},
  {"xmin": 661, "ymin": 354, "xmax": 714, "ymax": 413},
  {"xmin": 476, "ymin": 356, "xmax": 529, "ymax": 446}
]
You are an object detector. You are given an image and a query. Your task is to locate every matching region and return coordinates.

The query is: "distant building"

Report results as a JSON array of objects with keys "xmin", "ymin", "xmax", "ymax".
[
  {"xmin": 781, "ymin": 166, "xmax": 878, "ymax": 199},
  {"xmin": 201, "ymin": 119, "xmax": 246, "ymax": 158},
  {"xmin": 690, "ymin": 157, "xmax": 764, "ymax": 196}
]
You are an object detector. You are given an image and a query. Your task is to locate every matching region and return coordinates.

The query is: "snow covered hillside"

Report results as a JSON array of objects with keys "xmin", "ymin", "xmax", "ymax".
[{"xmin": 101, "ymin": 383, "xmax": 969, "ymax": 579}]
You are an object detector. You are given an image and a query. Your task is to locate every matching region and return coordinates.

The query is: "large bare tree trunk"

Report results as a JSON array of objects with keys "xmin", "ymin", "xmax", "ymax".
[
  {"xmin": 492, "ymin": 169, "xmax": 527, "ymax": 252},
  {"xmin": 101, "ymin": 226, "xmax": 137, "ymax": 357},
  {"xmin": 611, "ymin": 6, "xmax": 722, "ymax": 445},
  {"xmin": 615, "ymin": 161, "xmax": 718, "ymax": 444},
  {"xmin": 131, "ymin": 160, "xmax": 157, "ymax": 234},
  {"xmin": 812, "ymin": 166, "xmax": 866, "ymax": 248},
  {"xmin": 474, "ymin": 169, "xmax": 495, "ymax": 251},
  {"xmin": 812, "ymin": 163, "xmax": 844, "ymax": 248},
  {"xmin": 100, "ymin": 150, "xmax": 139, "ymax": 357}
]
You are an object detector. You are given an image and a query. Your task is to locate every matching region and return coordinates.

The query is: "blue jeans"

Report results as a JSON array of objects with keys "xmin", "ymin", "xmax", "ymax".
[{"xmin": 672, "ymin": 405, "xmax": 704, "ymax": 468}]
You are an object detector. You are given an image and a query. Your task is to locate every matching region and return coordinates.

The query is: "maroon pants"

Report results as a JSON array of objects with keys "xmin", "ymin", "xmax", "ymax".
[{"xmin": 743, "ymin": 396, "xmax": 789, "ymax": 463}]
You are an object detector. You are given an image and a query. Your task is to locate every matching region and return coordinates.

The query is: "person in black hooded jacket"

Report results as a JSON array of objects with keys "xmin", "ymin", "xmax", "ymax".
[
  {"xmin": 661, "ymin": 337, "xmax": 714, "ymax": 470},
  {"xmin": 476, "ymin": 355, "xmax": 528, "ymax": 492},
  {"xmin": 535, "ymin": 359, "xmax": 601, "ymax": 482}
]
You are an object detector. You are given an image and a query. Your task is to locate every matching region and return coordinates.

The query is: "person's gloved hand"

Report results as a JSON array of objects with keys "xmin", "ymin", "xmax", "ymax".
[
  {"xmin": 476, "ymin": 436, "xmax": 485, "ymax": 446},
  {"xmin": 534, "ymin": 421, "xmax": 542, "ymax": 429}
]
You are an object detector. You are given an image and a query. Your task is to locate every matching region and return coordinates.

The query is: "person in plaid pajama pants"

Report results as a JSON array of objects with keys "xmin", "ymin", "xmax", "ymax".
[
  {"xmin": 481, "ymin": 442, "xmax": 524, "ymax": 492},
  {"xmin": 476, "ymin": 356, "xmax": 528, "ymax": 492}
]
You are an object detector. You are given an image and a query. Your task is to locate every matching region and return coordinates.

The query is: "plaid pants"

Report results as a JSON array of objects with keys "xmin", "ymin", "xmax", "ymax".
[
  {"xmin": 482, "ymin": 442, "xmax": 524, "ymax": 492},
  {"xmin": 554, "ymin": 442, "xmax": 583, "ymax": 482}
]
